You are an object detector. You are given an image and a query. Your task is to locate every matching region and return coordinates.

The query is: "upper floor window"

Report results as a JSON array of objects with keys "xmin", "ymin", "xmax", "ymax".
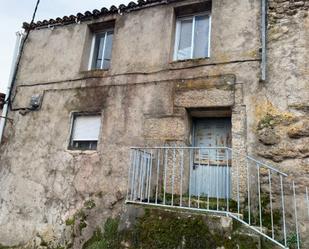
[
  {"xmin": 174, "ymin": 13, "xmax": 211, "ymax": 61},
  {"xmin": 90, "ymin": 30, "xmax": 114, "ymax": 70},
  {"xmin": 69, "ymin": 114, "xmax": 101, "ymax": 150}
]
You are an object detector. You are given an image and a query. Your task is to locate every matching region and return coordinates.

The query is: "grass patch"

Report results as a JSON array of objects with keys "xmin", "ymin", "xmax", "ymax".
[
  {"xmin": 83, "ymin": 218, "xmax": 120, "ymax": 249},
  {"xmin": 84, "ymin": 200, "xmax": 96, "ymax": 210}
]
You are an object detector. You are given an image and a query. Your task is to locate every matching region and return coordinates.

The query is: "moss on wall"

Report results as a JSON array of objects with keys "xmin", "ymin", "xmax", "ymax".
[
  {"xmin": 254, "ymin": 100, "xmax": 297, "ymax": 128},
  {"xmin": 130, "ymin": 209, "xmax": 217, "ymax": 249},
  {"xmin": 82, "ymin": 207, "xmax": 276, "ymax": 249},
  {"xmin": 82, "ymin": 218, "xmax": 120, "ymax": 249},
  {"xmin": 257, "ymin": 113, "xmax": 297, "ymax": 130},
  {"xmin": 0, "ymin": 245, "xmax": 18, "ymax": 249}
]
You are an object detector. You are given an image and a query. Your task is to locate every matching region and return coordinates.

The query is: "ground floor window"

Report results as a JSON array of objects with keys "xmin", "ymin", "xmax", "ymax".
[{"xmin": 69, "ymin": 114, "xmax": 101, "ymax": 150}]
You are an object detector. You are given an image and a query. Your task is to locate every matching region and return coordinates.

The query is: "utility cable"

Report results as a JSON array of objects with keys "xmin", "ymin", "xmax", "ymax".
[{"xmin": 8, "ymin": 0, "xmax": 41, "ymax": 111}]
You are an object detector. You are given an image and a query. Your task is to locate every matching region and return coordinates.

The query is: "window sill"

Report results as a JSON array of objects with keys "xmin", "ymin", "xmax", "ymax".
[
  {"xmin": 66, "ymin": 149, "xmax": 98, "ymax": 155},
  {"xmin": 80, "ymin": 69, "xmax": 110, "ymax": 78},
  {"xmin": 169, "ymin": 57, "xmax": 211, "ymax": 69}
]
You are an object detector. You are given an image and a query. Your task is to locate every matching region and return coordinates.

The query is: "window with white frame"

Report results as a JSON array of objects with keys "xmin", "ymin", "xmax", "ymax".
[
  {"xmin": 174, "ymin": 13, "xmax": 211, "ymax": 61},
  {"xmin": 70, "ymin": 114, "xmax": 101, "ymax": 150},
  {"xmin": 90, "ymin": 30, "xmax": 114, "ymax": 70}
]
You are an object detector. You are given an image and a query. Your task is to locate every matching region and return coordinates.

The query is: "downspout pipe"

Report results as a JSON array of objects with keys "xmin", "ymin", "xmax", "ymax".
[
  {"xmin": 261, "ymin": 0, "xmax": 268, "ymax": 81},
  {"xmin": 0, "ymin": 31, "xmax": 24, "ymax": 144}
]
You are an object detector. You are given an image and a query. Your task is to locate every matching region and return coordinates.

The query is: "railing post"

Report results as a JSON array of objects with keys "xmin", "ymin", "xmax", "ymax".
[
  {"xmin": 145, "ymin": 150, "xmax": 150, "ymax": 202},
  {"xmin": 198, "ymin": 148, "xmax": 201, "ymax": 209},
  {"xmin": 247, "ymin": 159, "xmax": 251, "ymax": 225},
  {"xmin": 171, "ymin": 147, "xmax": 176, "ymax": 206},
  {"xmin": 280, "ymin": 175, "xmax": 287, "ymax": 247},
  {"xmin": 163, "ymin": 148, "xmax": 168, "ymax": 205},
  {"xmin": 207, "ymin": 149, "xmax": 210, "ymax": 210},
  {"xmin": 216, "ymin": 148, "xmax": 219, "ymax": 211},
  {"xmin": 180, "ymin": 148, "xmax": 184, "ymax": 207},
  {"xmin": 139, "ymin": 150, "xmax": 146, "ymax": 202},
  {"xmin": 155, "ymin": 149, "xmax": 160, "ymax": 204},
  {"xmin": 236, "ymin": 149, "xmax": 240, "ymax": 218},
  {"xmin": 268, "ymin": 169, "xmax": 274, "ymax": 239},
  {"xmin": 257, "ymin": 164, "xmax": 263, "ymax": 232},
  {"xmin": 226, "ymin": 148, "xmax": 229, "ymax": 212},
  {"xmin": 202, "ymin": 149, "xmax": 205, "ymax": 208},
  {"xmin": 188, "ymin": 148, "xmax": 192, "ymax": 208},
  {"xmin": 147, "ymin": 150, "xmax": 153, "ymax": 203},
  {"xmin": 306, "ymin": 187, "xmax": 309, "ymax": 219},
  {"xmin": 292, "ymin": 181, "xmax": 300, "ymax": 249}
]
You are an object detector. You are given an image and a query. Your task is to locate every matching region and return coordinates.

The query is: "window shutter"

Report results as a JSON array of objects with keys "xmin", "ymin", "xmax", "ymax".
[{"xmin": 72, "ymin": 116, "xmax": 101, "ymax": 141}]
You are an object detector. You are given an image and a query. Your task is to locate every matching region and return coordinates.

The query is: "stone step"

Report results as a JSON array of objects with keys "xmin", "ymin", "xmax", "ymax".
[{"xmin": 82, "ymin": 204, "xmax": 286, "ymax": 249}]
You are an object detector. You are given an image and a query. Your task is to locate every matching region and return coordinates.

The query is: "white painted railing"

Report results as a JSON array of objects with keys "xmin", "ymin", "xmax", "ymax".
[{"xmin": 126, "ymin": 147, "xmax": 309, "ymax": 249}]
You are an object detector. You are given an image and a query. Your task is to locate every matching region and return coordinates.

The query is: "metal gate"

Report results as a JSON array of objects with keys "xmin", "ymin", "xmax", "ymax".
[{"xmin": 190, "ymin": 118, "xmax": 232, "ymax": 198}]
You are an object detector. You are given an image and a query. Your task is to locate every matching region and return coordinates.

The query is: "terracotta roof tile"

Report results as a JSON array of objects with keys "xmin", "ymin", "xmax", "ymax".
[{"xmin": 23, "ymin": 0, "xmax": 175, "ymax": 30}]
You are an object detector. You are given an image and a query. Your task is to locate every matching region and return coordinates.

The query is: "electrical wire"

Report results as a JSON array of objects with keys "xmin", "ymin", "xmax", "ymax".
[{"xmin": 8, "ymin": 0, "xmax": 41, "ymax": 111}]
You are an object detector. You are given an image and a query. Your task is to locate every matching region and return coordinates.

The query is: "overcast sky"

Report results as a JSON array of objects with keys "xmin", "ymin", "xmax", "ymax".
[{"xmin": 0, "ymin": 0, "xmax": 131, "ymax": 93}]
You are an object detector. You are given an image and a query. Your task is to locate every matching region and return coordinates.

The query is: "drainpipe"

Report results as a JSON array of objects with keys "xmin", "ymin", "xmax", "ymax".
[
  {"xmin": 261, "ymin": 0, "xmax": 268, "ymax": 81},
  {"xmin": 0, "ymin": 31, "xmax": 24, "ymax": 144}
]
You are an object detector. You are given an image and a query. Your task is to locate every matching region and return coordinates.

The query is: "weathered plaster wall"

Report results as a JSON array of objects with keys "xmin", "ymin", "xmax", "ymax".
[
  {"xmin": 0, "ymin": 63, "xmax": 258, "ymax": 248},
  {"xmin": 0, "ymin": 0, "xmax": 308, "ymax": 248},
  {"xmin": 15, "ymin": 0, "xmax": 260, "ymax": 86}
]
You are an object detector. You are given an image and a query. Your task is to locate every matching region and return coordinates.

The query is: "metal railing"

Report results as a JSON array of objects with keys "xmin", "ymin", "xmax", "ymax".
[{"xmin": 126, "ymin": 147, "xmax": 309, "ymax": 249}]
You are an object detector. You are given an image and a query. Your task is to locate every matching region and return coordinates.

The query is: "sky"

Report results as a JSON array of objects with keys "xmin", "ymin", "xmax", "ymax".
[{"xmin": 0, "ymin": 0, "xmax": 131, "ymax": 93}]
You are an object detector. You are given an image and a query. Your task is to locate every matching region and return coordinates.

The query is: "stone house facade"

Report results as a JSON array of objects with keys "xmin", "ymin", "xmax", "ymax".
[{"xmin": 0, "ymin": 0, "xmax": 308, "ymax": 248}]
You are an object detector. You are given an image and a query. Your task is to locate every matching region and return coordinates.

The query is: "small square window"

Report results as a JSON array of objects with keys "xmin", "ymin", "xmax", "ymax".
[
  {"xmin": 90, "ymin": 30, "xmax": 114, "ymax": 70},
  {"xmin": 69, "ymin": 114, "xmax": 101, "ymax": 150},
  {"xmin": 174, "ymin": 13, "xmax": 211, "ymax": 61}
]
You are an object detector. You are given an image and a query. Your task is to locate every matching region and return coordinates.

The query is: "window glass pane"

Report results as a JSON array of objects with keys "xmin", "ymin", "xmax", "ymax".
[
  {"xmin": 177, "ymin": 19, "xmax": 193, "ymax": 60},
  {"xmin": 193, "ymin": 15, "xmax": 210, "ymax": 58},
  {"xmin": 72, "ymin": 115, "xmax": 101, "ymax": 141},
  {"xmin": 93, "ymin": 33, "xmax": 105, "ymax": 69},
  {"xmin": 73, "ymin": 141, "xmax": 97, "ymax": 150},
  {"xmin": 103, "ymin": 31, "xmax": 114, "ymax": 69}
]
